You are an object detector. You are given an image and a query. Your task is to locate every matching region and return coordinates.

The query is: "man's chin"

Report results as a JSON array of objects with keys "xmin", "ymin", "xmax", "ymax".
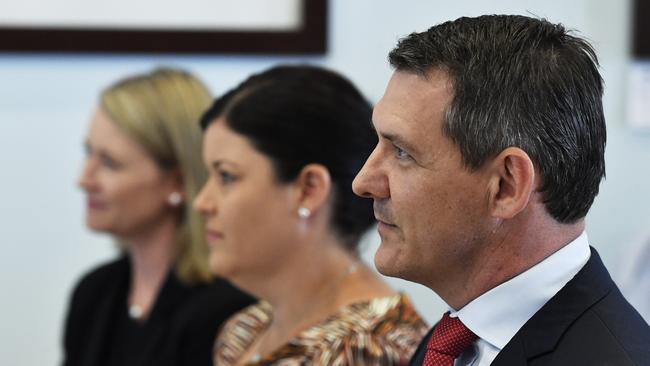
[{"xmin": 373, "ymin": 242, "xmax": 405, "ymax": 278}]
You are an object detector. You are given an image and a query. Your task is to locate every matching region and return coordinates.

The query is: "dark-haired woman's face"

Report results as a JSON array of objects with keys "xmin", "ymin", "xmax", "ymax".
[{"xmin": 194, "ymin": 119, "xmax": 302, "ymax": 288}]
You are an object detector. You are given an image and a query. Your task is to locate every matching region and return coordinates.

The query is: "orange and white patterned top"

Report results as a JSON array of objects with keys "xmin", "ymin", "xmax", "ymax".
[{"xmin": 214, "ymin": 293, "xmax": 428, "ymax": 366}]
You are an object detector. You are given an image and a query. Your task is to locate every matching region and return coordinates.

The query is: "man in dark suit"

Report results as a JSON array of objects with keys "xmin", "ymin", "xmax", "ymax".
[{"xmin": 353, "ymin": 15, "xmax": 650, "ymax": 365}]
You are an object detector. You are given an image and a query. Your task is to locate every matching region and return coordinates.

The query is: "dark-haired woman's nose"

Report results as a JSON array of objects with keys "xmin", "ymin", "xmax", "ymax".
[{"xmin": 193, "ymin": 179, "xmax": 218, "ymax": 216}]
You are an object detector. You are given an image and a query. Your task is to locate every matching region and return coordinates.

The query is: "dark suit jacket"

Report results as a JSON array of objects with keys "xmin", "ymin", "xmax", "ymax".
[
  {"xmin": 410, "ymin": 248, "xmax": 650, "ymax": 365},
  {"xmin": 62, "ymin": 257, "xmax": 255, "ymax": 366}
]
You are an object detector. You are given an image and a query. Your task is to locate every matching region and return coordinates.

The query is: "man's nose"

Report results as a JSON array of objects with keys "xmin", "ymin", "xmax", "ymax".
[{"xmin": 352, "ymin": 148, "xmax": 389, "ymax": 199}]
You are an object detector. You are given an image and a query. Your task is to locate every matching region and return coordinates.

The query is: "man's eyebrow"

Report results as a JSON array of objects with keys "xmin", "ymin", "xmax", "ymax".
[{"xmin": 380, "ymin": 132, "xmax": 419, "ymax": 155}]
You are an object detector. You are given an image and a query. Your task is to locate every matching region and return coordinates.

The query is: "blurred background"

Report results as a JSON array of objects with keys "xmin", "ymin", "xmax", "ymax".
[{"xmin": 1, "ymin": 0, "xmax": 649, "ymax": 364}]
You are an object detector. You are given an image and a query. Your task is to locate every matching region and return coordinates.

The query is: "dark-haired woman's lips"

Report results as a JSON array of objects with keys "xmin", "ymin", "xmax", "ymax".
[{"xmin": 205, "ymin": 229, "xmax": 224, "ymax": 246}]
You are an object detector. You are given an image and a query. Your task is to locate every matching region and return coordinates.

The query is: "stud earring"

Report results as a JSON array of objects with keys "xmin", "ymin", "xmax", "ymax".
[
  {"xmin": 168, "ymin": 192, "xmax": 183, "ymax": 207},
  {"xmin": 298, "ymin": 207, "xmax": 311, "ymax": 219}
]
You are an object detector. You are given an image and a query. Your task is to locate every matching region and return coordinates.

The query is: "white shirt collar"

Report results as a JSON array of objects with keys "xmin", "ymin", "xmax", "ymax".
[{"xmin": 449, "ymin": 232, "xmax": 591, "ymax": 350}]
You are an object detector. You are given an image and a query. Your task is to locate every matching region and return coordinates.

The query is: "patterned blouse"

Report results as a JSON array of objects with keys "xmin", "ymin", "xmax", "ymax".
[{"xmin": 214, "ymin": 294, "xmax": 428, "ymax": 366}]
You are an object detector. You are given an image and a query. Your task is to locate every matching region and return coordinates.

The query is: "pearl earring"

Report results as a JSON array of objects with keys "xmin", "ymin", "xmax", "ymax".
[
  {"xmin": 168, "ymin": 192, "xmax": 183, "ymax": 207},
  {"xmin": 298, "ymin": 207, "xmax": 311, "ymax": 219}
]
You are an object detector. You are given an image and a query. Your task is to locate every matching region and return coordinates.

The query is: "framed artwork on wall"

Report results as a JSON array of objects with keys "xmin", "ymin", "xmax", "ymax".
[
  {"xmin": 628, "ymin": 0, "xmax": 650, "ymax": 128},
  {"xmin": 0, "ymin": 0, "xmax": 326, "ymax": 54},
  {"xmin": 633, "ymin": 0, "xmax": 649, "ymax": 58}
]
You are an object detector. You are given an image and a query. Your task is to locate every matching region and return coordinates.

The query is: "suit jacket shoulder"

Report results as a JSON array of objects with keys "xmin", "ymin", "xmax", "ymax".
[
  {"xmin": 410, "ymin": 248, "xmax": 650, "ymax": 366},
  {"xmin": 494, "ymin": 248, "xmax": 650, "ymax": 366}
]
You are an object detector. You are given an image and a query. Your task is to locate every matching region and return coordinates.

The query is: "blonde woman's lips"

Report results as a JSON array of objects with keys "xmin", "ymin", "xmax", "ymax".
[{"xmin": 87, "ymin": 198, "xmax": 107, "ymax": 210}]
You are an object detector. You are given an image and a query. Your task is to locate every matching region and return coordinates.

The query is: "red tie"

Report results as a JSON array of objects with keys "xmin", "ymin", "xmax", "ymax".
[{"xmin": 423, "ymin": 312, "xmax": 478, "ymax": 366}]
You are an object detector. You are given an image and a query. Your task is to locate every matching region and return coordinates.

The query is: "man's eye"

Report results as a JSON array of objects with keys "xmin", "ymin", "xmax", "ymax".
[{"xmin": 395, "ymin": 146, "xmax": 412, "ymax": 160}]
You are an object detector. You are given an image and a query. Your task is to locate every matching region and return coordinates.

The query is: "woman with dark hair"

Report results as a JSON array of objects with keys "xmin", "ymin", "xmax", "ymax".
[{"xmin": 194, "ymin": 65, "xmax": 427, "ymax": 365}]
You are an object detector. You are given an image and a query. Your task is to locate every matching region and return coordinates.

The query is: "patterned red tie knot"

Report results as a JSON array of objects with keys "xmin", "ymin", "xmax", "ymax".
[{"xmin": 423, "ymin": 312, "xmax": 477, "ymax": 366}]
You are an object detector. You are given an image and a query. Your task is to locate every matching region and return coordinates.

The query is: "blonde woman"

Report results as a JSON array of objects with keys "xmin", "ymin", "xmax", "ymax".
[{"xmin": 62, "ymin": 68, "xmax": 254, "ymax": 366}]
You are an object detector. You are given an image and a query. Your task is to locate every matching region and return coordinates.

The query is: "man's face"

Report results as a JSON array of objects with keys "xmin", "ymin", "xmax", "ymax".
[{"xmin": 353, "ymin": 70, "xmax": 493, "ymax": 292}]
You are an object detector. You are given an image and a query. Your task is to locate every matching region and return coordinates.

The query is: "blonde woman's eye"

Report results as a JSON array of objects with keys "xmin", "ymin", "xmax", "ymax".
[{"xmin": 99, "ymin": 153, "xmax": 121, "ymax": 170}]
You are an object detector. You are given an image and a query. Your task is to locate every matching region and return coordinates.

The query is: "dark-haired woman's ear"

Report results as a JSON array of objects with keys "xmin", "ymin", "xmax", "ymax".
[{"xmin": 294, "ymin": 164, "xmax": 332, "ymax": 220}]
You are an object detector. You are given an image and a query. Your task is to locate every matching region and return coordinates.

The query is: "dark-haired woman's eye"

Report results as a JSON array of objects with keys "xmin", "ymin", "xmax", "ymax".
[{"xmin": 218, "ymin": 170, "xmax": 237, "ymax": 185}]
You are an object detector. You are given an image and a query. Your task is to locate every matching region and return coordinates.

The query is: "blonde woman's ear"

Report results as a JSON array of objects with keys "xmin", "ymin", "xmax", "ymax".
[
  {"xmin": 298, "ymin": 207, "xmax": 311, "ymax": 219},
  {"xmin": 168, "ymin": 191, "xmax": 183, "ymax": 207}
]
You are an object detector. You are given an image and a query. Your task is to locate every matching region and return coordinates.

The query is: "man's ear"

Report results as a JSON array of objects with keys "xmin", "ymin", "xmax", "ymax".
[
  {"xmin": 293, "ymin": 164, "xmax": 332, "ymax": 217},
  {"xmin": 486, "ymin": 147, "xmax": 536, "ymax": 219}
]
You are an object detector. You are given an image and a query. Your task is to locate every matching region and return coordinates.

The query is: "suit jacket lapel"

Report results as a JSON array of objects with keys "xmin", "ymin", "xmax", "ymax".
[{"xmin": 492, "ymin": 247, "xmax": 614, "ymax": 365}]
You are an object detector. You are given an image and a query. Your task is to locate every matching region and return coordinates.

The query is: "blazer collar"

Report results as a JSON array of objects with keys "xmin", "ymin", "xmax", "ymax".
[
  {"xmin": 493, "ymin": 247, "xmax": 614, "ymax": 364},
  {"xmin": 132, "ymin": 259, "xmax": 196, "ymax": 366},
  {"xmin": 81, "ymin": 257, "xmax": 130, "ymax": 365},
  {"xmin": 82, "ymin": 256, "xmax": 197, "ymax": 366},
  {"xmin": 147, "ymin": 266, "xmax": 193, "ymax": 322}
]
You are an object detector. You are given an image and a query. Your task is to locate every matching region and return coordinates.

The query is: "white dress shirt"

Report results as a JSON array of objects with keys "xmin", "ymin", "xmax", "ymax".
[{"xmin": 448, "ymin": 232, "xmax": 591, "ymax": 366}]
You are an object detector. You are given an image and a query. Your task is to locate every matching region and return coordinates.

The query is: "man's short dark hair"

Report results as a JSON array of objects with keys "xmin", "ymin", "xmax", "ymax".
[{"xmin": 389, "ymin": 15, "xmax": 606, "ymax": 223}]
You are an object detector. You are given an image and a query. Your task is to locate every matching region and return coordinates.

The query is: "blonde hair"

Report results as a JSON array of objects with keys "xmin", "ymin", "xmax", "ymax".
[{"xmin": 100, "ymin": 67, "xmax": 212, "ymax": 284}]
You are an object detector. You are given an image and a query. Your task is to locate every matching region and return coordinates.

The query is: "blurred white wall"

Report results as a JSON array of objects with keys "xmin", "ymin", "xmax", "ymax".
[{"xmin": 1, "ymin": 0, "xmax": 647, "ymax": 364}]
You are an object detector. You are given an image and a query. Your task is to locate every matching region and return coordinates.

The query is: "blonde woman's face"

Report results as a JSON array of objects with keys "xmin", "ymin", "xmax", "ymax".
[{"xmin": 78, "ymin": 108, "xmax": 180, "ymax": 238}]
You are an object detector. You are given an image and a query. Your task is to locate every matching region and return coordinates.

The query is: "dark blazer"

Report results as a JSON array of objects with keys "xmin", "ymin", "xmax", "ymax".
[
  {"xmin": 410, "ymin": 248, "xmax": 650, "ymax": 365},
  {"xmin": 62, "ymin": 257, "xmax": 255, "ymax": 366}
]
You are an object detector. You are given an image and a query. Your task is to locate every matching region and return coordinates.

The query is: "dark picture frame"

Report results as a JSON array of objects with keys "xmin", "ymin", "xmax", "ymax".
[
  {"xmin": 0, "ymin": 0, "xmax": 326, "ymax": 54},
  {"xmin": 633, "ymin": 0, "xmax": 649, "ymax": 58}
]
